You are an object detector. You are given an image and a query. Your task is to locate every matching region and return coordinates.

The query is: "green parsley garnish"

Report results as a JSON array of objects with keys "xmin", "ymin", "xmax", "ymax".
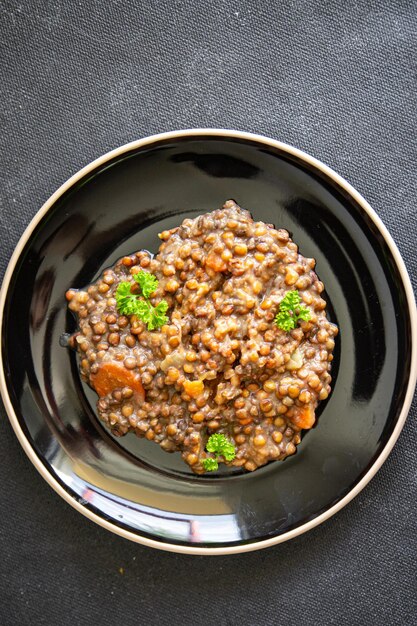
[
  {"xmin": 202, "ymin": 433, "xmax": 236, "ymax": 472},
  {"xmin": 133, "ymin": 270, "xmax": 159, "ymax": 299},
  {"xmin": 201, "ymin": 457, "xmax": 218, "ymax": 472},
  {"xmin": 274, "ymin": 290, "xmax": 311, "ymax": 332},
  {"xmin": 115, "ymin": 271, "xmax": 169, "ymax": 331}
]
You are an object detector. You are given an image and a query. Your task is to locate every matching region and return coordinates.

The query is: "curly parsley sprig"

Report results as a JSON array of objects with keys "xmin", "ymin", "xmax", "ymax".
[
  {"xmin": 115, "ymin": 271, "xmax": 169, "ymax": 331},
  {"xmin": 274, "ymin": 290, "xmax": 311, "ymax": 332},
  {"xmin": 202, "ymin": 434, "xmax": 236, "ymax": 472}
]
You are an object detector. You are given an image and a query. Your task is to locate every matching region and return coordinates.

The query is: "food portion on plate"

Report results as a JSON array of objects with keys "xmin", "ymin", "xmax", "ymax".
[{"xmin": 66, "ymin": 200, "xmax": 338, "ymax": 474}]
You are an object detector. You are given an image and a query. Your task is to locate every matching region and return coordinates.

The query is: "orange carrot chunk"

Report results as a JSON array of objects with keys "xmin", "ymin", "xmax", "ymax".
[
  {"xmin": 183, "ymin": 380, "xmax": 204, "ymax": 398},
  {"xmin": 205, "ymin": 252, "xmax": 227, "ymax": 272},
  {"xmin": 91, "ymin": 362, "xmax": 145, "ymax": 399},
  {"xmin": 290, "ymin": 405, "xmax": 315, "ymax": 430}
]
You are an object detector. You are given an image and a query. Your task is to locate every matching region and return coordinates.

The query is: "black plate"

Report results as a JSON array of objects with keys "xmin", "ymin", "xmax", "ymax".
[{"xmin": 1, "ymin": 130, "xmax": 416, "ymax": 554}]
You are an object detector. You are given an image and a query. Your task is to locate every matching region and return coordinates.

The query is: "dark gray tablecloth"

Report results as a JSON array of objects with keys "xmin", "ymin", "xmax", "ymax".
[{"xmin": 1, "ymin": 1, "xmax": 416, "ymax": 624}]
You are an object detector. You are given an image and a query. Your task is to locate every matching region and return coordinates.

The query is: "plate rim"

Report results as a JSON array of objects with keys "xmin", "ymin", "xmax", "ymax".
[{"xmin": 1, "ymin": 128, "xmax": 416, "ymax": 555}]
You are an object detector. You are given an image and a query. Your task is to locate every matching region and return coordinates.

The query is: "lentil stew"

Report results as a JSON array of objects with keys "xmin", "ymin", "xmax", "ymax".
[{"xmin": 66, "ymin": 200, "xmax": 338, "ymax": 473}]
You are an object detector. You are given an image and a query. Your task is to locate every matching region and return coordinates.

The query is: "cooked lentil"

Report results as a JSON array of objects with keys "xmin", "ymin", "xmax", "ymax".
[{"xmin": 67, "ymin": 200, "xmax": 338, "ymax": 473}]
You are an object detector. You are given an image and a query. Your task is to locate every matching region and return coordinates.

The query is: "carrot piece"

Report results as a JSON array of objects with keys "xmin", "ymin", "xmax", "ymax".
[
  {"xmin": 205, "ymin": 252, "xmax": 227, "ymax": 272},
  {"xmin": 290, "ymin": 405, "xmax": 315, "ymax": 430},
  {"xmin": 183, "ymin": 380, "xmax": 204, "ymax": 398},
  {"xmin": 91, "ymin": 362, "xmax": 145, "ymax": 399}
]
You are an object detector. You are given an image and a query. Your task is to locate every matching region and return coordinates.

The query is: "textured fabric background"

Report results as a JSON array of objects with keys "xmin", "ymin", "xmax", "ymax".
[{"xmin": 1, "ymin": 1, "xmax": 416, "ymax": 624}]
